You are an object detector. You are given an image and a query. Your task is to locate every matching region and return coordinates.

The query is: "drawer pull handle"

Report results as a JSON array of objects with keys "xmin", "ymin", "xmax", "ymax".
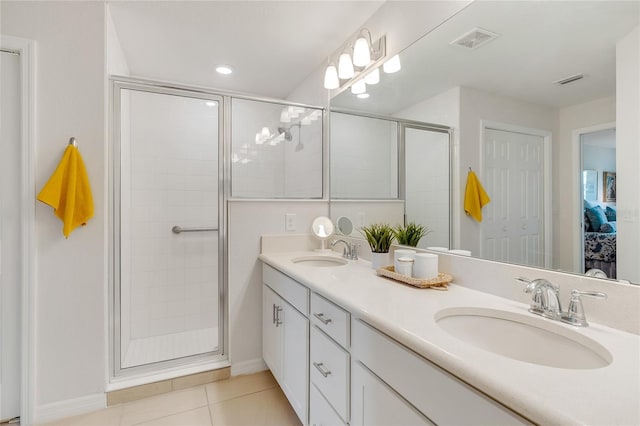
[
  {"xmin": 275, "ymin": 306, "xmax": 283, "ymax": 327},
  {"xmin": 272, "ymin": 304, "xmax": 276, "ymax": 324},
  {"xmin": 313, "ymin": 313, "xmax": 332, "ymax": 325},
  {"xmin": 313, "ymin": 362, "xmax": 332, "ymax": 377}
]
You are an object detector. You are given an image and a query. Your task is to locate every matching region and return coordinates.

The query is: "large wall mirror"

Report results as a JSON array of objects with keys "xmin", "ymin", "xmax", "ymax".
[{"xmin": 329, "ymin": 1, "xmax": 639, "ymax": 284}]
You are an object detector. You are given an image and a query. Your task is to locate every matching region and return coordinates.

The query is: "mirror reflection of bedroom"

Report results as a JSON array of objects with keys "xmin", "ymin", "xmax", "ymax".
[{"xmin": 581, "ymin": 127, "xmax": 617, "ymax": 278}]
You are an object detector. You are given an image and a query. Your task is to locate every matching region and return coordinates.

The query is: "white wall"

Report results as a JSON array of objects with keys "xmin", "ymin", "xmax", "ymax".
[
  {"xmin": 616, "ymin": 26, "xmax": 640, "ymax": 283},
  {"xmin": 228, "ymin": 200, "xmax": 328, "ymax": 374},
  {"xmin": 554, "ymin": 97, "xmax": 616, "ymax": 272},
  {"xmin": 1, "ymin": 0, "xmax": 107, "ymax": 418},
  {"xmin": 106, "ymin": 7, "xmax": 130, "ymax": 76},
  {"xmin": 582, "ymin": 143, "xmax": 616, "ymax": 207}
]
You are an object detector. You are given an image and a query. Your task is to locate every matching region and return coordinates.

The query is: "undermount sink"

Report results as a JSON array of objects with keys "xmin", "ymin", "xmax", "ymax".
[
  {"xmin": 291, "ymin": 255, "xmax": 348, "ymax": 267},
  {"xmin": 435, "ymin": 307, "xmax": 612, "ymax": 369}
]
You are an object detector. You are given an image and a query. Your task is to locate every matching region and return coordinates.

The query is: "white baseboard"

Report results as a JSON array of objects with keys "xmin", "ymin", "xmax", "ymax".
[
  {"xmin": 34, "ymin": 393, "xmax": 106, "ymax": 424},
  {"xmin": 231, "ymin": 358, "xmax": 267, "ymax": 376}
]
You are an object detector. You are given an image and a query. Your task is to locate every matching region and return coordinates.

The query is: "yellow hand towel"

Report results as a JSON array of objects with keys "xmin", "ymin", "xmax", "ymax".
[
  {"xmin": 464, "ymin": 170, "xmax": 490, "ymax": 222},
  {"xmin": 37, "ymin": 145, "xmax": 94, "ymax": 238}
]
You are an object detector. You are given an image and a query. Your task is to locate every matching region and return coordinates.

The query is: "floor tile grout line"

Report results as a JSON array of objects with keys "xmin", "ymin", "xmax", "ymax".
[
  {"xmin": 127, "ymin": 402, "xmax": 211, "ymax": 426},
  {"xmin": 204, "ymin": 384, "xmax": 215, "ymax": 426},
  {"xmin": 207, "ymin": 384, "xmax": 278, "ymax": 408}
]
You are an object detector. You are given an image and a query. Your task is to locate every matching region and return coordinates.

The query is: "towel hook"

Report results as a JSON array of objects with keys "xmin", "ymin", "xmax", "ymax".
[
  {"xmin": 69, "ymin": 137, "xmax": 78, "ymax": 147},
  {"xmin": 468, "ymin": 166, "xmax": 472, "ymax": 172}
]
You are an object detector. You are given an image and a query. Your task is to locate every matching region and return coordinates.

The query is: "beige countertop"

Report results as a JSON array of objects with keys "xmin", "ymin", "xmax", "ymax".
[{"xmin": 259, "ymin": 250, "xmax": 640, "ymax": 426}]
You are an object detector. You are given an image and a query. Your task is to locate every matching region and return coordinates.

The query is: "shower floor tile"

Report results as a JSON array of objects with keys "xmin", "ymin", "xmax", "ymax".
[{"xmin": 37, "ymin": 370, "xmax": 300, "ymax": 426}]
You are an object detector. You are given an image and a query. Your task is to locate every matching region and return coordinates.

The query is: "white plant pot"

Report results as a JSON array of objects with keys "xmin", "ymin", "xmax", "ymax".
[{"xmin": 370, "ymin": 252, "xmax": 390, "ymax": 269}]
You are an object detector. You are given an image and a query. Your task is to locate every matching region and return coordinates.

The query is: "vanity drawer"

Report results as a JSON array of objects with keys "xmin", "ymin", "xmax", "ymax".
[
  {"xmin": 310, "ymin": 383, "xmax": 346, "ymax": 426},
  {"xmin": 351, "ymin": 319, "xmax": 529, "ymax": 426},
  {"xmin": 263, "ymin": 264, "xmax": 309, "ymax": 315},
  {"xmin": 310, "ymin": 325, "xmax": 350, "ymax": 422},
  {"xmin": 311, "ymin": 292, "xmax": 350, "ymax": 348}
]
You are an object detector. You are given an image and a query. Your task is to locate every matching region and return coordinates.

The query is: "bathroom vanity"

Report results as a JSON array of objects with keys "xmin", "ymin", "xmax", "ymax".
[{"xmin": 259, "ymin": 248, "xmax": 640, "ymax": 426}]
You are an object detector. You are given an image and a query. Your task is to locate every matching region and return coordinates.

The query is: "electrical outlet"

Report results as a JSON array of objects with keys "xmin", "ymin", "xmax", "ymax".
[{"xmin": 285, "ymin": 213, "xmax": 296, "ymax": 232}]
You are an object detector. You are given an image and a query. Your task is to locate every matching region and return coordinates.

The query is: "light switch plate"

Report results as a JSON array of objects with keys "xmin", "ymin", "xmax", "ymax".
[{"xmin": 285, "ymin": 213, "xmax": 296, "ymax": 232}]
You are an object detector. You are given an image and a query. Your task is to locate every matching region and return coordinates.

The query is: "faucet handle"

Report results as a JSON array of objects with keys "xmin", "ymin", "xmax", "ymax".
[
  {"xmin": 563, "ymin": 289, "xmax": 607, "ymax": 327},
  {"xmin": 350, "ymin": 243, "xmax": 359, "ymax": 260}
]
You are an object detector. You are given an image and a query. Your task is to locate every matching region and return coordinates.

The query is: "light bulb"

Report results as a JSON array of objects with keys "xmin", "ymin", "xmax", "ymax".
[
  {"xmin": 260, "ymin": 127, "xmax": 271, "ymax": 139},
  {"xmin": 383, "ymin": 54, "xmax": 401, "ymax": 73},
  {"xmin": 215, "ymin": 65, "xmax": 233, "ymax": 75},
  {"xmin": 353, "ymin": 36, "xmax": 371, "ymax": 67},
  {"xmin": 351, "ymin": 79, "xmax": 366, "ymax": 95},
  {"xmin": 323, "ymin": 64, "xmax": 339, "ymax": 89},
  {"xmin": 338, "ymin": 53, "xmax": 355, "ymax": 79},
  {"xmin": 364, "ymin": 68, "xmax": 380, "ymax": 85}
]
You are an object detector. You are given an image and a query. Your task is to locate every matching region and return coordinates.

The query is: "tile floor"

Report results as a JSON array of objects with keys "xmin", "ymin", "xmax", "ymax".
[{"xmin": 40, "ymin": 371, "xmax": 301, "ymax": 426}]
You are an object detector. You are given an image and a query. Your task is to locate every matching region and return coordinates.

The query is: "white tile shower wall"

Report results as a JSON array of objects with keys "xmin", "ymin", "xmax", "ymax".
[
  {"xmin": 330, "ymin": 113, "xmax": 398, "ymax": 199},
  {"xmin": 124, "ymin": 91, "xmax": 219, "ymax": 341},
  {"xmin": 405, "ymin": 128, "xmax": 450, "ymax": 248},
  {"xmin": 231, "ymin": 99, "xmax": 322, "ymax": 198}
]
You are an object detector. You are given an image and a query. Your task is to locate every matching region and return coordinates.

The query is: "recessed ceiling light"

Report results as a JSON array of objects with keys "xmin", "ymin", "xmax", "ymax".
[
  {"xmin": 215, "ymin": 65, "xmax": 233, "ymax": 75},
  {"xmin": 357, "ymin": 93, "xmax": 370, "ymax": 99}
]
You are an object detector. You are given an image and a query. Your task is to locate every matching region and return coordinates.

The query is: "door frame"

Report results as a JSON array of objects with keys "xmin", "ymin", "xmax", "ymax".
[
  {"xmin": 1, "ymin": 35, "xmax": 36, "ymax": 425},
  {"xmin": 480, "ymin": 120, "xmax": 552, "ymax": 268},
  {"xmin": 572, "ymin": 122, "xmax": 616, "ymax": 273}
]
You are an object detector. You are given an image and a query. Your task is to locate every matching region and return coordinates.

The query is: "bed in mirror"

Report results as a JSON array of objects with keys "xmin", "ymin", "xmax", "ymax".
[{"xmin": 329, "ymin": 0, "xmax": 639, "ymax": 284}]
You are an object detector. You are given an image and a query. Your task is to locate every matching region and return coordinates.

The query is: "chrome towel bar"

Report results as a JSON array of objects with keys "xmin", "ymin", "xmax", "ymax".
[{"xmin": 171, "ymin": 226, "xmax": 218, "ymax": 234}]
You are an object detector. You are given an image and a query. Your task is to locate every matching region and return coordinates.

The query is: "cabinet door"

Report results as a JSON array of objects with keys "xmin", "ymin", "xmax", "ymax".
[
  {"xmin": 351, "ymin": 361, "xmax": 433, "ymax": 426},
  {"xmin": 262, "ymin": 284, "xmax": 281, "ymax": 379},
  {"xmin": 280, "ymin": 299, "xmax": 309, "ymax": 424},
  {"xmin": 310, "ymin": 383, "xmax": 345, "ymax": 426}
]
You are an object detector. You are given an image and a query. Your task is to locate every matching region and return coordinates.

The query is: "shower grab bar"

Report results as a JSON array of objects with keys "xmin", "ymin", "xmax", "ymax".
[{"xmin": 172, "ymin": 226, "xmax": 218, "ymax": 234}]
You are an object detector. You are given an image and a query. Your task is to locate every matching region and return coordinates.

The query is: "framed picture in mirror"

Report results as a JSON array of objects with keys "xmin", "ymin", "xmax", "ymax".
[{"xmin": 603, "ymin": 171, "xmax": 616, "ymax": 202}]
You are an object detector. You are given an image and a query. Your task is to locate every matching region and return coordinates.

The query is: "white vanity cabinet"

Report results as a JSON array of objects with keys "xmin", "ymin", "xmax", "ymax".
[
  {"xmin": 351, "ymin": 319, "xmax": 531, "ymax": 426},
  {"xmin": 262, "ymin": 265, "xmax": 309, "ymax": 424}
]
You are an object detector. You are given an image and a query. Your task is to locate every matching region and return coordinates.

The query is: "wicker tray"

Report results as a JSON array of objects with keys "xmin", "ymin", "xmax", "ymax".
[{"xmin": 376, "ymin": 266, "xmax": 452, "ymax": 290}]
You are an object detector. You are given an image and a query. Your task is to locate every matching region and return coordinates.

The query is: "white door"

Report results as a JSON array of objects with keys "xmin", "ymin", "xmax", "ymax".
[
  {"xmin": 482, "ymin": 128, "xmax": 544, "ymax": 267},
  {"xmin": 1, "ymin": 49, "xmax": 22, "ymax": 422}
]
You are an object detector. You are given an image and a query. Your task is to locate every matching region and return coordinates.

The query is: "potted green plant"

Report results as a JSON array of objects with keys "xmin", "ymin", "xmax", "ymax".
[
  {"xmin": 359, "ymin": 223, "xmax": 395, "ymax": 269},
  {"xmin": 393, "ymin": 222, "xmax": 430, "ymax": 247}
]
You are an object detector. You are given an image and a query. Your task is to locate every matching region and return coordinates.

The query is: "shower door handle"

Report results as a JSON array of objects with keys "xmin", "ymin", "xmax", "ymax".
[{"xmin": 172, "ymin": 226, "xmax": 218, "ymax": 234}]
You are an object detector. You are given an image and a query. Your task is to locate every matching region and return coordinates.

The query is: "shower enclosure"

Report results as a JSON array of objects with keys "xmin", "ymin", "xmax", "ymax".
[{"xmin": 111, "ymin": 81, "xmax": 226, "ymax": 375}]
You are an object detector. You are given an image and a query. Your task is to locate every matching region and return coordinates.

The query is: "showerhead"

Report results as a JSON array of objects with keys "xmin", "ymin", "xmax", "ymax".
[{"xmin": 277, "ymin": 127, "xmax": 292, "ymax": 141}]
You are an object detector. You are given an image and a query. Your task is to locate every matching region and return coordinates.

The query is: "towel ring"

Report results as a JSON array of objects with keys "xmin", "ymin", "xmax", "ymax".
[{"xmin": 69, "ymin": 137, "xmax": 78, "ymax": 147}]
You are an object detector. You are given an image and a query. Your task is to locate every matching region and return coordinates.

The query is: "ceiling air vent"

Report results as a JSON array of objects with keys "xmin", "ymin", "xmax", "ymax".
[
  {"xmin": 553, "ymin": 74, "xmax": 585, "ymax": 85},
  {"xmin": 450, "ymin": 28, "xmax": 499, "ymax": 50}
]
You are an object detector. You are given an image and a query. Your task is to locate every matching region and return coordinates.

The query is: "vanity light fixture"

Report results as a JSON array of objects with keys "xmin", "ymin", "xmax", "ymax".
[
  {"xmin": 215, "ymin": 64, "xmax": 233, "ymax": 75},
  {"xmin": 364, "ymin": 68, "xmax": 380, "ymax": 85},
  {"xmin": 353, "ymin": 30, "xmax": 372, "ymax": 67},
  {"xmin": 382, "ymin": 54, "xmax": 401, "ymax": 73},
  {"xmin": 338, "ymin": 53, "xmax": 355, "ymax": 79},
  {"xmin": 323, "ymin": 63, "xmax": 340, "ymax": 89},
  {"xmin": 351, "ymin": 79, "xmax": 367, "ymax": 95},
  {"xmin": 323, "ymin": 29, "xmax": 386, "ymax": 90}
]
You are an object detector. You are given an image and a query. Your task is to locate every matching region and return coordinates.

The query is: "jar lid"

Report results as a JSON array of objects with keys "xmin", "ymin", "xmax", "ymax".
[{"xmin": 397, "ymin": 257, "xmax": 414, "ymax": 263}]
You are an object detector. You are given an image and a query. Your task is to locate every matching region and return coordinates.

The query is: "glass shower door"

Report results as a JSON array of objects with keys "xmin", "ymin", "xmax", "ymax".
[{"xmin": 114, "ymin": 84, "xmax": 224, "ymax": 372}]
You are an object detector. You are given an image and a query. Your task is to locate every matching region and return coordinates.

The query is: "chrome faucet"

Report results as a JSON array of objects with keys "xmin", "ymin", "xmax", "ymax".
[
  {"xmin": 331, "ymin": 239, "xmax": 359, "ymax": 260},
  {"xmin": 516, "ymin": 277, "xmax": 607, "ymax": 327}
]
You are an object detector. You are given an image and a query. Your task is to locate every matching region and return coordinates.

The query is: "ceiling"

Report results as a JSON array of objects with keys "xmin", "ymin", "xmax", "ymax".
[
  {"xmin": 108, "ymin": 1, "xmax": 384, "ymax": 100},
  {"xmin": 333, "ymin": 1, "xmax": 640, "ymax": 114}
]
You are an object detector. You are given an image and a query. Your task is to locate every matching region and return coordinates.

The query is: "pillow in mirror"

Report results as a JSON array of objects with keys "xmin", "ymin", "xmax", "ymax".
[
  {"xmin": 600, "ymin": 221, "xmax": 617, "ymax": 233},
  {"xmin": 585, "ymin": 205, "xmax": 608, "ymax": 232},
  {"xmin": 605, "ymin": 206, "xmax": 617, "ymax": 221}
]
